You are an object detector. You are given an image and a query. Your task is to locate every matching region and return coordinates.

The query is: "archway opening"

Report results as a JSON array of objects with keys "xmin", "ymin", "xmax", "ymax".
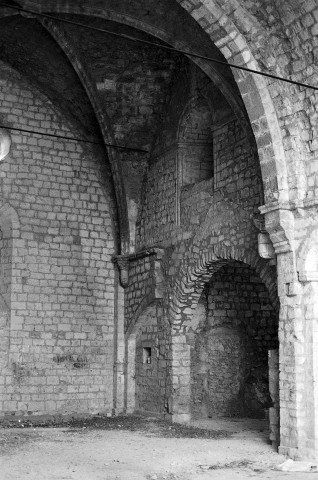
[{"xmin": 188, "ymin": 261, "xmax": 279, "ymax": 441}]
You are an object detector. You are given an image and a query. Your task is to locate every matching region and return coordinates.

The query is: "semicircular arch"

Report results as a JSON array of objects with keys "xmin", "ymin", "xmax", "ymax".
[
  {"xmin": 171, "ymin": 246, "xmax": 278, "ymax": 327},
  {"xmin": 16, "ymin": 0, "xmax": 289, "ymax": 204}
]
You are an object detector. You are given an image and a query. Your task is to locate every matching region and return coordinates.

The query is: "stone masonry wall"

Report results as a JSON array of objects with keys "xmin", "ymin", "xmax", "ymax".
[
  {"xmin": 0, "ymin": 63, "xmax": 117, "ymax": 417},
  {"xmin": 137, "ymin": 60, "xmax": 261, "ymax": 250},
  {"xmin": 133, "ymin": 54, "xmax": 268, "ymax": 422},
  {"xmin": 180, "ymin": 116, "xmax": 259, "ymax": 228},
  {"xmin": 190, "ymin": 262, "xmax": 278, "ymax": 419},
  {"xmin": 135, "ymin": 303, "xmax": 170, "ymax": 415},
  {"xmin": 124, "ymin": 249, "xmax": 164, "ymax": 334},
  {"xmin": 213, "ymin": 119, "xmax": 259, "ymax": 204},
  {"xmin": 0, "ymin": 219, "xmax": 12, "ymax": 391},
  {"xmin": 137, "ymin": 149, "xmax": 177, "ymax": 250},
  {"xmin": 179, "ymin": 96, "xmax": 214, "ymax": 187}
]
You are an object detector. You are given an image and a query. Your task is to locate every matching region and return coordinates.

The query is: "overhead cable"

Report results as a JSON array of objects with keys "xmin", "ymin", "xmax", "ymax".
[
  {"xmin": 1, "ymin": 2, "xmax": 318, "ymax": 92},
  {"xmin": 0, "ymin": 124, "xmax": 149, "ymax": 152}
]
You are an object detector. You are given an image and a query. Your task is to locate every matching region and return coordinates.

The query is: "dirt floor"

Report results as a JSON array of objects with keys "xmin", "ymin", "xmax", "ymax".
[{"xmin": 0, "ymin": 415, "xmax": 317, "ymax": 480}]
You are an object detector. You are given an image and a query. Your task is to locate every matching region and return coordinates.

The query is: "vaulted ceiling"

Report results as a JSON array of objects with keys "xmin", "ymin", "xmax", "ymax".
[
  {"xmin": 0, "ymin": 0, "xmax": 245, "ymax": 155},
  {"xmin": 0, "ymin": 0, "xmax": 252, "ymax": 253}
]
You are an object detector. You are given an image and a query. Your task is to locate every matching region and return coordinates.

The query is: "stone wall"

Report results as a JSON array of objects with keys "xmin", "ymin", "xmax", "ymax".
[
  {"xmin": 135, "ymin": 306, "xmax": 161, "ymax": 413},
  {"xmin": 123, "ymin": 248, "xmax": 165, "ymax": 333},
  {"xmin": 180, "ymin": 116, "xmax": 260, "ymax": 228},
  {"xmin": 136, "ymin": 60, "xmax": 259, "ymax": 250},
  {"xmin": 190, "ymin": 263, "xmax": 278, "ymax": 419},
  {"xmin": 127, "ymin": 302, "xmax": 170, "ymax": 416},
  {"xmin": 130, "ymin": 45, "xmax": 272, "ymax": 425},
  {"xmin": 0, "ymin": 63, "xmax": 117, "ymax": 416},
  {"xmin": 137, "ymin": 149, "xmax": 177, "ymax": 249}
]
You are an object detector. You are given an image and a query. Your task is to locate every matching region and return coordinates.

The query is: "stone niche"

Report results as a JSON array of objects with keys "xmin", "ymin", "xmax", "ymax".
[
  {"xmin": 189, "ymin": 262, "xmax": 278, "ymax": 420},
  {"xmin": 191, "ymin": 325, "xmax": 246, "ymax": 417}
]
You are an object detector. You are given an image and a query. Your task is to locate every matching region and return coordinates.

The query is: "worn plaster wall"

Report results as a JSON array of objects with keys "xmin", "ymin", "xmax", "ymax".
[{"xmin": 0, "ymin": 63, "xmax": 117, "ymax": 416}]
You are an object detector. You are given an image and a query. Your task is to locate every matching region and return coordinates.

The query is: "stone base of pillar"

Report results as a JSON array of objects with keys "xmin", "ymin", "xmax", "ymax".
[
  {"xmin": 112, "ymin": 408, "xmax": 125, "ymax": 416},
  {"xmin": 171, "ymin": 413, "xmax": 191, "ymax": 424},
  {"xmin": 279, "ymin": 446, "xmax": 318, "ymax": 462},
  {"xmin": 123, "ymin": 407, "xmax": 135, "ymax": 414}
]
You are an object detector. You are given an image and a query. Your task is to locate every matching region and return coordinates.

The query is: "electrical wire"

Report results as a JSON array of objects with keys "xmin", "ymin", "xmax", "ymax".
[
  {"xmin": 1, "ymin": 2, "xmax": 318, "ymax": 92},
  {"xmin": 0, "ymin": 124, "xmax": 149, "ymax": 152}
]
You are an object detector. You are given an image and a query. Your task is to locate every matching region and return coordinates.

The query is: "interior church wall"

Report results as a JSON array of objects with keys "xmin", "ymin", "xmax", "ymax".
[
  {"xmin": 134, "ymin": 303, "xmax": 171, "ymax": 415},
  {"xmin": 190, "ymin": 263, "xmax": 278, "ymax": 420},
  {"xmin": 130, "ymin": 55, "xmax": 278, "ymax": 424},
  {"xmin": 0, "ymin": 62, "xmax": 117, "ymax": 417},
  {"xmin": 136, "ymin": 58, "xmax": 263, "ymax": 253}
]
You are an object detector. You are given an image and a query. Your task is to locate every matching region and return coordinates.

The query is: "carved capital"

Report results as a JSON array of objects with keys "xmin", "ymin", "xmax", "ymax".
[
  {"xmin": 259, "ymin": 203, "xmax": 294, "ymax": 253},
  {"xmin": 113, "ymin": 255, "xmax": 129, "ymax": 288},
  {"xmin": 258, "ymin": 232, "xmax": 275, "ymax": 259}
]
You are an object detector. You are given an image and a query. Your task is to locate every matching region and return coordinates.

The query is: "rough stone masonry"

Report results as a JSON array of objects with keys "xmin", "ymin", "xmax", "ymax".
[{"xmin": 0, "ymin": 0, "xmax": 318, "ymax": 463}]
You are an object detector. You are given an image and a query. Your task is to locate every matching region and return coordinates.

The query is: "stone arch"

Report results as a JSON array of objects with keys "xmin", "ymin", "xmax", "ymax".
[
  {"xmin": 170, "ymin": 254, "xmax": 279, "ymax": 424},
  {"xmin": 178, "ymin": 96, "xmax": 214, "ymax": 142},
  {"xmin": 177, "ymin": 96, "xmax": 214, "ymax": 188},
  {"xmin": 177, "ymin": 0, "xmax": 310, "ymax": 204},
  {"xmin": 16, "ymin": 0, "xmax": 289, "ymax": 204},
  {"xmin": 297, "ymin": 228, "xmax": 318, "ymax": 282},
  {"xmin": 189, "ymin": 260, "xmax": 278, "ymax": 419},
  {"xmin": 16, "ymin": 1, "xmax": 247, "ymax": 121},
  {"xmin": 171, "ymin": 246, "xmax": 278, "ymax": 328}
]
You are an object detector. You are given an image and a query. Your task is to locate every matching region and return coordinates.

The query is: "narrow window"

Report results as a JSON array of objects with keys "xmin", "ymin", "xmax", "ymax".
[{"xmin": 143, "ymin": 347, "xmax": 152, "ymax": 365}]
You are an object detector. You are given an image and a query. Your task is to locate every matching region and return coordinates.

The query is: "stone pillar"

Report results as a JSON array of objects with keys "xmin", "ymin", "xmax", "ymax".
[
  {"xmin": 113, "ymin": 276, "xmax": 125, "ymax": 415},
  {"xmin": 276, "ymin": 252, "xmax": 303, "ymax": 459},
  {"xmin": 260, "ymin": 205, "xmax": 301, "ymax": 458},
  {"xmin": 261, "ymin": 204, "xmax": 318, "ymax": 460},
  {"xmin": 268, "ymin": 349, "xmax": 279, "ymax": 450},
  {"xmin": 124, "ymin": 334, "xmax": 136, "ymax": 414},
  {"xmin": 287, "ymin": 278, "xmax": 318, "ymax": 461},
  {"xmin": 170, "ymin": 334, "xmax": 191, "ymax": 423}
]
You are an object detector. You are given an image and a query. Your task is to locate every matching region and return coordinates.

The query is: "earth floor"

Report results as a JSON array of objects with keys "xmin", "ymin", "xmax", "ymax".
[{"xmin": 0, "ymin": 415, "xmax": 317, "ymax": 480}]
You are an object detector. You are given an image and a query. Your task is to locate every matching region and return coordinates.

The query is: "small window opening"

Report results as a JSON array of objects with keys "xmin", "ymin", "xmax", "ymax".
[{"xmin": 143, "ymin": 347, "xmax": 152, "ymax": 364}]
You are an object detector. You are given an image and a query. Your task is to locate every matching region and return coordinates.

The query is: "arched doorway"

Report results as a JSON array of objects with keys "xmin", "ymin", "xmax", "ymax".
[
  {"xmin": 169, "ymin": 259, "xmax": 279, "ymax": 445},
  {"xmin": 189, "ymin": 261, "xmax": 278, "ymax": 421}
]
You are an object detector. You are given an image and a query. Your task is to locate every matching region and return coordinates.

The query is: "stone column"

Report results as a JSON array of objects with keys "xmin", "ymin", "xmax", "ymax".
[
  {"xmin": 124, "ymin": 334, "xmax": 136, "ymax": 414},
  {"xmin": 291, "ymin": 277, "xmax": 318, "ymax": 461},
  {"xmin": 268, "ymin": 349, "xmax": 279, "ymax": 450},
  {"xmin": 113, "ymin": 274, "xmax": 125, "ymax": 415},
  {"xmin": 262, "ymin": 204, "xmax": 318, "ymax": 460},
  {"xmin": 170, "ymin": 334, "xmax": 191, "ymax": 423},
  {"xmin": 276, "ymin": 251, "xmax": 304, "ymax": 459}
]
